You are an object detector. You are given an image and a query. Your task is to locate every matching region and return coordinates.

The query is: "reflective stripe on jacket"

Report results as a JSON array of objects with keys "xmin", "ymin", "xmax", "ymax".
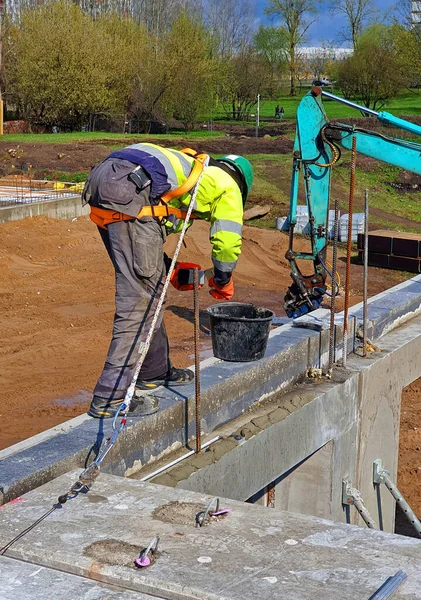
[{"xmin": 110, "ymin": 143, "xmax": 243, "ymax": 273}]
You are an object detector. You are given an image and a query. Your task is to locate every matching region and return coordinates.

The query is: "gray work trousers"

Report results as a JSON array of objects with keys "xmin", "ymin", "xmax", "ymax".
[{"xmin": 93, "ymin": 218, "xmax": 171, "ymax": 400}]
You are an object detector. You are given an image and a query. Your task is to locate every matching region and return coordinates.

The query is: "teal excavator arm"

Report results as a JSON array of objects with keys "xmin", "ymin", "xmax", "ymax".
[{"xmin": 284, "ymin": 87, "xmax": 421, "ymax": 318}]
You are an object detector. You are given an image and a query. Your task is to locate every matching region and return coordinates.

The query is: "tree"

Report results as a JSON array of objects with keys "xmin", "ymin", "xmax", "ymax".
[
  {"xmin": 265, "ymin": 0, "xmax": 320, "ymax": 96},
  {"xmin": 8, "ymin": 1, "xmax": 114, "ymax": 129},
  {"xmin": 329, "ymin": 0, "xmax": 378, "ymax": 49},
  {"xmin": 334, "ymin": 24, "xmax": 409, "ymax": 112},
  {"xmin": 203, "ymin": 0, "xmax": 254, "ymax": 59},
  {"xmin": 393, "ymin": 23, "xmax": 421, "ymax": 90},
  {"xmin": 254, "ymin": 25, "xmax": 288, "ymax": 96},
  {"xmin": 221, "ymin": 46, "xmax": 272, "ymax": 120},
  {"xmin": 164, "ymin": 13, "xmax": 218, "ymax": 131}
]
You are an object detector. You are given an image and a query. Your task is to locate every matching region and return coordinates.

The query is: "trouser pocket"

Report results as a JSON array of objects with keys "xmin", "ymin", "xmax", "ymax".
[{"xmin": 133, "ymin": 219, "xmax": 164, "ymax": 278}]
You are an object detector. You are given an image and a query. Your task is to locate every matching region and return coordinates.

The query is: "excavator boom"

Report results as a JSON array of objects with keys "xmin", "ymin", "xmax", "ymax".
[{"xmin": 284, "ymin": 87, "xmax": 421, "ymax": 318}]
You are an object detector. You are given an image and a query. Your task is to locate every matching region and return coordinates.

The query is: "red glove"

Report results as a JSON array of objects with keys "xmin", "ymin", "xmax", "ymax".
[
  {"xmin": 170, "ymin": 262, "xmax": 203, "ymax": 291},
  {"xmin": 208, "ymin": 276, "xmax": 234, "ymax": 300}
]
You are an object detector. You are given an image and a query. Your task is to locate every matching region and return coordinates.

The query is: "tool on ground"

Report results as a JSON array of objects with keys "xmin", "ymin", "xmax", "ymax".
[
  {"xmin": 196, "ymin": 497, "xmax": 232, "ymax": 527},
  {"xmin": 342, "ymin": 479, "xmax": 377, "ymax": 529},
  {"xmin": 342, "ymin": 135, "xmax": 357, "ymax": 368},
  {"xmin": 284, "ymin": 87, "xmax": 421, "ymax": 320},
  {"xmin": 194, "ymin": 267, "xmax": 201, "ymax": 454},
  {"xmin": 368, "ymin": 570, "xmax": 407, "ymax": 600},
  {"xmin": 373, "ymin": 459, "xmax": 421, "ymax": 538},
  {"xmin": 0, "ymin": 155, "xmax": 210, "ymax": 556},
  {"xmin": 134, "ymin": 536, "xmax": 160, "ymax": 568},
  {"xmin": 363, "ymin": 189, "xmax": 369, "ymax": 358}
]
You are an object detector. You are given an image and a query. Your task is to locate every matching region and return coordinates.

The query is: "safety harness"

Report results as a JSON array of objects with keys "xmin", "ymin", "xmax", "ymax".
[{"xmin": 89, "ymin": 149, "xmax": 208, "ymax": 230}]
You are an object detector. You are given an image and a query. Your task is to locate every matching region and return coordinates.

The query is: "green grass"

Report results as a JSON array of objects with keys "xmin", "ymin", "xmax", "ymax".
[{"xmin": 0, "ymin": 130, "xmax": 225, "ymax": 145}]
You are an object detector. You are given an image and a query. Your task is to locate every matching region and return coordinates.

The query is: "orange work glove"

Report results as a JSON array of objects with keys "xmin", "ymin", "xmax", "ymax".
[
  {"xmin": 208, "ymin": 276, "xmax": 234, "ymax": 300},
  {"xmin": 170, "ymin": 262, "xmax": 203, "ymax": 291}
]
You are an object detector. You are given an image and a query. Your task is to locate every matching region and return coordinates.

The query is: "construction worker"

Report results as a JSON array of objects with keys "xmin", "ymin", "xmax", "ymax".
[{"xmin": 82, "ymin": 143, "xmax": 253, "ymax": 418}]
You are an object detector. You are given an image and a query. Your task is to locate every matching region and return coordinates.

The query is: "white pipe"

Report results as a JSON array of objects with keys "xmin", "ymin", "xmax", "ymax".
[{"xmin": 140, "ymin": 436, "xmax": 220, "ymax": 482}]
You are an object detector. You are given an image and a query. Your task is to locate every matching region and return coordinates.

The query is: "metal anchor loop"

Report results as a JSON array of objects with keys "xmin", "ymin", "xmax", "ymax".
[
  {"xmin": 196, "ymin": 497, "xmax": 232, "ymax": 527},
  {"xmin": 134, "ymin": 536, "xmax": 160, "ymax": 568}
]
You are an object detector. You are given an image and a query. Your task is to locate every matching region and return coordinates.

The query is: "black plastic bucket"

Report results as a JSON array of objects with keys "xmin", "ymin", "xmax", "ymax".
[{"xmin": 206, "ymin": 302, "xmax": 274, "ymax": 362}]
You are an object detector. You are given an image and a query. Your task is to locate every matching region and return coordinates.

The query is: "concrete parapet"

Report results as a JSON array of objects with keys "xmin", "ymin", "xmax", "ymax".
[{"xmin": 0, "ymin": 195, "xmax": 88, "ymax": 223}]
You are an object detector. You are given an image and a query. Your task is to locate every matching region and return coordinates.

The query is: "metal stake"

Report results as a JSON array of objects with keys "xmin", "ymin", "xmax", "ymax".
[
  {"xmin": 363, "ymin": 189, "xmax": 369, "ymax": 357},
  {"xmin": 194, "ymin": 268, "xmax": 201, "ymax": 454},
  {"xmin": 373, "ymin": 459, "xmax": 421, "ymax": 538},
  {"xmin": 328, "ymin": 197, "xmax": 339, "ymax": 372},
  {"xmin": 343, "ymin": 136, "xmax": 357, "ymax": 366}
]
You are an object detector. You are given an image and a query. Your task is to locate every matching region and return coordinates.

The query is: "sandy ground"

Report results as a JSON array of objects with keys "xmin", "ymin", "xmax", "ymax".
[{"xmin": 1, "ymin": 215, "xmax": 419, "ymax": 520}]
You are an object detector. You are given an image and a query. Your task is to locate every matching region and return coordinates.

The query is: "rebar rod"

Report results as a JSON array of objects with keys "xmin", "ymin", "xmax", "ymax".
[
  {"xmin": 343, "ymin": 136, "xmax": 357, "ymax": 366},
  {"xmin": 328, "ymin": 197, "xmax": 339, "ymax": 372},
  {"xmin": 194, "ymin": 267, "xmax": 201, "ymax": 454},
  {"xmin": 363, "ymin": 189, "xmax": 369, "ymax": 357}
]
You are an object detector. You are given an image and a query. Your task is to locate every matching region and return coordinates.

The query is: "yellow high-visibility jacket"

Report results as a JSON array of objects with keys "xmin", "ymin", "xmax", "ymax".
[{"xmin": 111, "ymin": 143, "xmax": 244, "ymax": 275}]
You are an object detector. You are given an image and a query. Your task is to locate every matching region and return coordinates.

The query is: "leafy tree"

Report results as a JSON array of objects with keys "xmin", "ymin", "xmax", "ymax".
[
  {"xmin": 221, "ymin": 47, "xmax": 272, "ymax": 120},
  {"xmin": 392, "ymin": 23, "xmax": 421, "ymax": 90},
  {"xmin": 265, "ymin": 0, "xmax": 320, "ymax": 96},
  {"xmin": 254, "ymin": 25, "xmax": 288, "ymax": 96},
  {"xmin": 8, "ymin": 0, "xmax": 114, "ymax": 129},
  {"xmin": 334, "ymin": 24, "xmax": 409, "ymax": 112},
  {"xmin": 328, "ymin": 0, "xmax": 378, "ymax": 49},
  {"xmin": 164, "ymin": 13, "xmax": 217, "ymax": 131}
]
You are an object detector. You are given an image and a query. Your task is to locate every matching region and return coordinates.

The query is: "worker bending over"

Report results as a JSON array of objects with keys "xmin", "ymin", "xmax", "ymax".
[{"xmin": 82, "ymin": 143, "xmax": 253, "ymax": 418}]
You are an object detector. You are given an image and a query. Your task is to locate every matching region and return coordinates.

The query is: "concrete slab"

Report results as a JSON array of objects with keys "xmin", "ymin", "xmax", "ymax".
[
  {"xmin": 0, "ymin": 555, "xmax": 161, "ymax": 599},
  {"xmin": 1, "ymin": 472, "xmax": 420, "ymax": 600}
]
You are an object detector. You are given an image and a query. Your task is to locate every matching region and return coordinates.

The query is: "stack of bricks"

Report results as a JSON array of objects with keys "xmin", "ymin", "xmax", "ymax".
[{"xmin": 358, "ymin": 230, "xmax": 421, "ymax": 273}]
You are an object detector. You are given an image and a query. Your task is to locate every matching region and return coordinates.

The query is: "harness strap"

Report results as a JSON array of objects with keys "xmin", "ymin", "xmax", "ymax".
[
  {"xmin": 89, "ymin": 150, "xmax": 208, "ymax": 230},
  {"xmin": 161, "ymin": 151, "xmax": 208, "ymax": 203},
  {"xmin": 90, "ymin": 204, "xmax": 196, "ymax": 230}
]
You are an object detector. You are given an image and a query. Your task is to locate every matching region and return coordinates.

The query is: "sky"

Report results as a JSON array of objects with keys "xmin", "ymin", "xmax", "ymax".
[{"xmin": 253, "ymin": 0, "xmax": 400, "ymax": 47}]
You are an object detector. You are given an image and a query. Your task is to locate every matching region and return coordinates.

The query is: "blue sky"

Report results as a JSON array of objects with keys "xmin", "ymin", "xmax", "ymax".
[{"xmin": 253, "ymin": 0, "xmax": 399, "ymax": 47}]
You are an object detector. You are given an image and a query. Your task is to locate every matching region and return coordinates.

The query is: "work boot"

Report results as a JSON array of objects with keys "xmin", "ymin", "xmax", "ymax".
[
  {"xmin": 88, "ymin": 395, "xmax": 159, "ymax": 419},
  {"xmin": 136, "ymin": 366, "xmax": 194, "ymax": 391}
]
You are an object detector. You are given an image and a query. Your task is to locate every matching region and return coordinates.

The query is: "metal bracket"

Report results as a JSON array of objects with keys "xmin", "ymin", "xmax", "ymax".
[
  {"xmin": 373, "ymin": 459, "xmax": 421, "ymax": 538},
  {"xmin": 342, "ymin": 479, "xmax": 377, "ymax": 529},
  {"xmin": 373, "ymin": 458, "xmax": 389, "ymax": 485}
]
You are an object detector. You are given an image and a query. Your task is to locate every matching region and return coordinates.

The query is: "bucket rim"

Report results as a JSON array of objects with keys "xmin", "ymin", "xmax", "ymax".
[{"xmin": 206, "ymin": 302, "xmax": 274, "ymax": 322}]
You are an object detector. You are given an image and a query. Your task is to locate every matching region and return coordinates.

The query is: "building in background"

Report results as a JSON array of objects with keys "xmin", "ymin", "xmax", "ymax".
[{"xmin": 412, "ymin": 1, "xmax": 421, "ymax": 26}]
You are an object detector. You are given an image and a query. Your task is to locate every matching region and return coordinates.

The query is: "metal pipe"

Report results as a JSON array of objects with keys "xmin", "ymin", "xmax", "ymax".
[
  {"xmin": 363, "ymin": 189, "xmax": 369, "ymax": 357},
  {"xmin": 139, "ymin": 436, "xmax": 220, "ymax": 482},
  {"xmin": 194, "ymin": 267, "xmax": 201, "ymax": 453},
  {"xmin": 381, "ymin": 474, "xmax": 421, "ymax": 537},
  {"xmin": 373, "ymin": 459, "xmax": 421, "ymax": 537},
  {"xmin": 321, "ymin": 90, "xmax": 379, "ymax": 117},
  {"xmin": 343, "ymin": 136, "xmax": 357, "ymax": 366},
  {"xmin": 368, "ymin": 571, "xmax": 408, "ymax": 600}
]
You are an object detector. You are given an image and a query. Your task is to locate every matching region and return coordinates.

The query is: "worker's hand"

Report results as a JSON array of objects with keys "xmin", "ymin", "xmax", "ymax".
[
  {"xmin": 170, "ymin": 262, "xmax": 203, "ymax": 291},
  {"xmin": 208, "ymin": 276, "xmax": 234, "ymax": 300}
]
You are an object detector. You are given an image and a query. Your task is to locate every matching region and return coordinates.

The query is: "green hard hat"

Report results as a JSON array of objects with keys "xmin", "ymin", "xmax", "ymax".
[{"xmin": 217, "ymin": 154, "xmax": 254, "ymax": 205}]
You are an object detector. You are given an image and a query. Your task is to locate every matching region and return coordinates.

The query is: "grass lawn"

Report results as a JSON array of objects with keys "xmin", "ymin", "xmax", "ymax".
[{"xmin": 0, "ymin": 130, "xmax": 225, "ymax": 145}]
